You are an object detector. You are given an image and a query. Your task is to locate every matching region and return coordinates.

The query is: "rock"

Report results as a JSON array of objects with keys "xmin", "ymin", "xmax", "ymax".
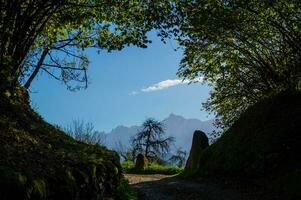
[
  {"xmin": 185, "ymin": 130, "xmax": 209, "ymax": 170},
  {"xmin": 135, "ymin": 154, "xmax": 148, "ymax": 170}
]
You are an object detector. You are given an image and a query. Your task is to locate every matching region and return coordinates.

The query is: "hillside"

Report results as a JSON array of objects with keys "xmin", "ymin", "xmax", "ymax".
[
  {"xmin": 0, "ymin": 93, "xmax": 121, "ymax": 199},
  {"xmin": 106, "ymin": 114, "xmax": 216, "ymax": 152},
  {"xmin": 196, "ymin": 91, "xmax": 301, "ymax": 199}
]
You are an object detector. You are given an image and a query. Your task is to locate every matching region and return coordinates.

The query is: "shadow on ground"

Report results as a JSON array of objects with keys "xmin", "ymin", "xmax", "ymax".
[{"xmin": 125, "ymin": 174, "xmax": 280, "ymax": 200}]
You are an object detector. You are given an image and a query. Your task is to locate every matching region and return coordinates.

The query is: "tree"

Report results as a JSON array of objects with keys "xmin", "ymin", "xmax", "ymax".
[
  {"xmin": 0, "ymin": 0, "xmax": 174, "ymax": 96},
  {"xmin": 160, "ymin": 0, "xmax": 301, "ymax": 128},
  {"xmin": 131, "ymin": 118, "xmax": 174, "ymax": 161},
  {"xmin": 64, "ymin": 119, "xmax": 106, "ymax": 145},
  {"xmin": 114, "ymin": 140, "xmax": 135, "ymax": 161},
  {"xmin": 169, "ymin": 147, "xmax": 187, "ymax": 167}
]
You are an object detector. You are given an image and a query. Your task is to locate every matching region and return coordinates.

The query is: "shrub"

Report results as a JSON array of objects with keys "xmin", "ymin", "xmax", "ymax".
[{"xmin": 115, "ymin": 178, "xmax": 137, "ymax": 200}]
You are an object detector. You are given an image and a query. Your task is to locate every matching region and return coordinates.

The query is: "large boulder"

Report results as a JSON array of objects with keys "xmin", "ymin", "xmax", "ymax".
[
  {"xmin": 185, "ymin": 130, "xmax": 209, "ymax": 170},
  {"xmin": 135, "ymin": 154, "xmax": 148, "ymax": 170}
]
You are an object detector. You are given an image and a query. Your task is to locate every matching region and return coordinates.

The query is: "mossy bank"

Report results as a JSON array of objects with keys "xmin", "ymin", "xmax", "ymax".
[
  {"xmin": 197, "ymin": 91, "xmax": 301, "ymax": 199},
  {"xmin": 0, "ymin": 92, "xmax": 121, "ymax": 200}
]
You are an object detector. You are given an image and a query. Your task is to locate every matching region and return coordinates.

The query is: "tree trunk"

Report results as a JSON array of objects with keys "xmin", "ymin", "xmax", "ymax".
[
  {"xmin": 24, "ymin": 49, "xmax": 49, "ymax": 89},
  {"xmin": 144, "ymin": 130, "xmax": 151, "ymax": 158}
]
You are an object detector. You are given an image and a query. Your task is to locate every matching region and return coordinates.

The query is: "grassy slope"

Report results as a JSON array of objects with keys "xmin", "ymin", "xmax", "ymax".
[
  {"xmin": 197, "ymin": 91, "xmax": 301, "ymax": 199},
  {"xmin": 0, "ymin": 94, "xmax": 121, "ymax": 200},
  {"xmin": 122, "ymin": 161, "xmax": 183, "ymax": 175}
]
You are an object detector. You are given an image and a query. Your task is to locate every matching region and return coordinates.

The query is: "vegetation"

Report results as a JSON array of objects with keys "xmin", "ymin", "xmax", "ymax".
[
  {"xmin": 0, "ymin": 2, "xmax": 172, "ymax": 198},
  {"xmin": 122, "ymin": 161, "xmax": 183, "ymax": 175},
  {"xmin": 116, "ymin": 178, "xmax": 137, "ymax": 200},
  {"xmin": 131, "ymin": 118, "xmax": 175, "ymax": 161},
  {"xmin": 169, "ymin": 148, "xmax": 187, "ymax": 167},
  {"xmin": 0, "ymin": 1, "xmax": 174, "ymax": 199},
  {"xmin": 1, "ymin": 0, "xmax": 300, "ymax": 199},
  {"xmin": 0, "ymin": 0, "xmax": 173, "ymax": 95},
  {"xmin": 195, "ymin": 91, "xmax": 301, "ymax": 199},
  {"xmin": 0, "ymin": 95, "xmax": 121, "ymax": 199},
  {"xmin": 114, "ymin": 140, "xmax": 135, "ymax": 162},
  {"xmin": 160, "ymin": 0, "xmax": 301, "ymax": 128},
  {"xmin": 63, "ymin": 119, "xmax": 106, "ymax": 145}
]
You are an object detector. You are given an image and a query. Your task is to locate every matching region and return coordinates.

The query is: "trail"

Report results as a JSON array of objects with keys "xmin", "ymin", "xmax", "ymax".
[{"xmin": 124, "ymin": 174, "xmax": 278, "ymax": 200}]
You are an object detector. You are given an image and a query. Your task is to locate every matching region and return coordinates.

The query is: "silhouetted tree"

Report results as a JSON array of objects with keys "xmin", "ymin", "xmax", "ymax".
[
  {"xmin": 131, "ymin": 118, "xmax": 175, "ymax": 161},
  {"xmin": 169, "ymin": 148, "xmax": 187, "ymax": 167}
]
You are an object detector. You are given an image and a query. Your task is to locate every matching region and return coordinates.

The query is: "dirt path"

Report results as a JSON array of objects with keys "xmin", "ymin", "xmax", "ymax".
[{"xmin": 124, "ymin": 174, "xmax": 278, "ymax": 200}]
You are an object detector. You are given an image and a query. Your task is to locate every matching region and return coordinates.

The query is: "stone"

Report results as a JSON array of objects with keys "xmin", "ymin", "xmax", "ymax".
[
  {"xmin": 135, "ymin": 153, "xmax": 148, "ymax": 170},
  {"xmin": 185, "ymin": 130, "xmax": 209, "ymax": 170}
]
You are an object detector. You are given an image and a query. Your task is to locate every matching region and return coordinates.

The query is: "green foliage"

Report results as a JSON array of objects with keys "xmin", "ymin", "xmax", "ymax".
[
  {"xmin": 121, "ymin": 161, "xmax": 136, "ymax": 171},
  {"xmin": 162, "ymin": 0, "xmax": 301, "ymax": 127},
  {"xmin": 145, "ymin": 164, "xmax": 183, "ymax": 175},
  {"xmin": 115, "ymin": 178, "xmax": 137, "ymax": 200},
  {"xmin": 26, "ymin": 179, "xmax": 47, "ymax": 199},
  {"xmin": 0, "ymin": 0, "xmax": 174, "ymax": 93},
  {"xmin": 122, "ymin": 161, "xmax": 183, "ymax": 175}
]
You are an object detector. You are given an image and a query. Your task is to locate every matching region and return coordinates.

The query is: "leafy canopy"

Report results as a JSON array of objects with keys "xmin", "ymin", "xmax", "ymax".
[
  {"xmin": 161, "ymin": 0, "xmax": 301, "ymax": 127},
  {"xmin": 0, "ymin": 0, "xmax": 173, "ymax": 94}
]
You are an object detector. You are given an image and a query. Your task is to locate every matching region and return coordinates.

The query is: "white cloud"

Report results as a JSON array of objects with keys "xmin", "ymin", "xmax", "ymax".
[
  {"xmin": 141, "ymin": 79, "xmax": 187, "ymax": 92},
  {"xmin": 129, "ymin": 91, "xmax": 138, "ymax": 96},
  {"xmin": 129, "ymin": 77, "xmax": 203, "ymax": 95}
]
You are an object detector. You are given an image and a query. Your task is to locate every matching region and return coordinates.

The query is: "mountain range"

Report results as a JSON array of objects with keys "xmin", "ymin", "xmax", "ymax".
[{"xmin": 105, "ymin": 113, "xmax": 216, "ymax": 152}]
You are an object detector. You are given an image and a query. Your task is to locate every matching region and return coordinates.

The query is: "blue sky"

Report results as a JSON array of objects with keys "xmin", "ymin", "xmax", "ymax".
[{"xmin": 30, "ymin": 32, "xmax": 212, "ymax": 132}]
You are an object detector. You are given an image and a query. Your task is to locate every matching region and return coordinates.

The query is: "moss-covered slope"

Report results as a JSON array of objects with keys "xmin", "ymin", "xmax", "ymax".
[
  {"xmin": 198, "ymin": 91, "xmax": 301, "ymax": 199},
  {"xmin": 0, "ymin": 95, "xmax": 121, "ymax": 200}
]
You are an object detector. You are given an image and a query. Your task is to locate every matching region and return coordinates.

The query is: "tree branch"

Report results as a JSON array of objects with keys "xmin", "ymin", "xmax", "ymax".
[{"xmin": 24, "ymin": 48, "xmax": 49, "ymax": 89}]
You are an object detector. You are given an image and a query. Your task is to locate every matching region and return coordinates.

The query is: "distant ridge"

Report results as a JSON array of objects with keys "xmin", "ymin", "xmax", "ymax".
[{"xmin": 105, "ymin": 114, "xmax": 216, "ymax": 152}]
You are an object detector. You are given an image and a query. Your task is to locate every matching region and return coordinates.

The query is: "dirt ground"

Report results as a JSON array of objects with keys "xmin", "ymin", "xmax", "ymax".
[{"xmin": 124, "ymin": 174, "xmax": 279, "ymax": 200}]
